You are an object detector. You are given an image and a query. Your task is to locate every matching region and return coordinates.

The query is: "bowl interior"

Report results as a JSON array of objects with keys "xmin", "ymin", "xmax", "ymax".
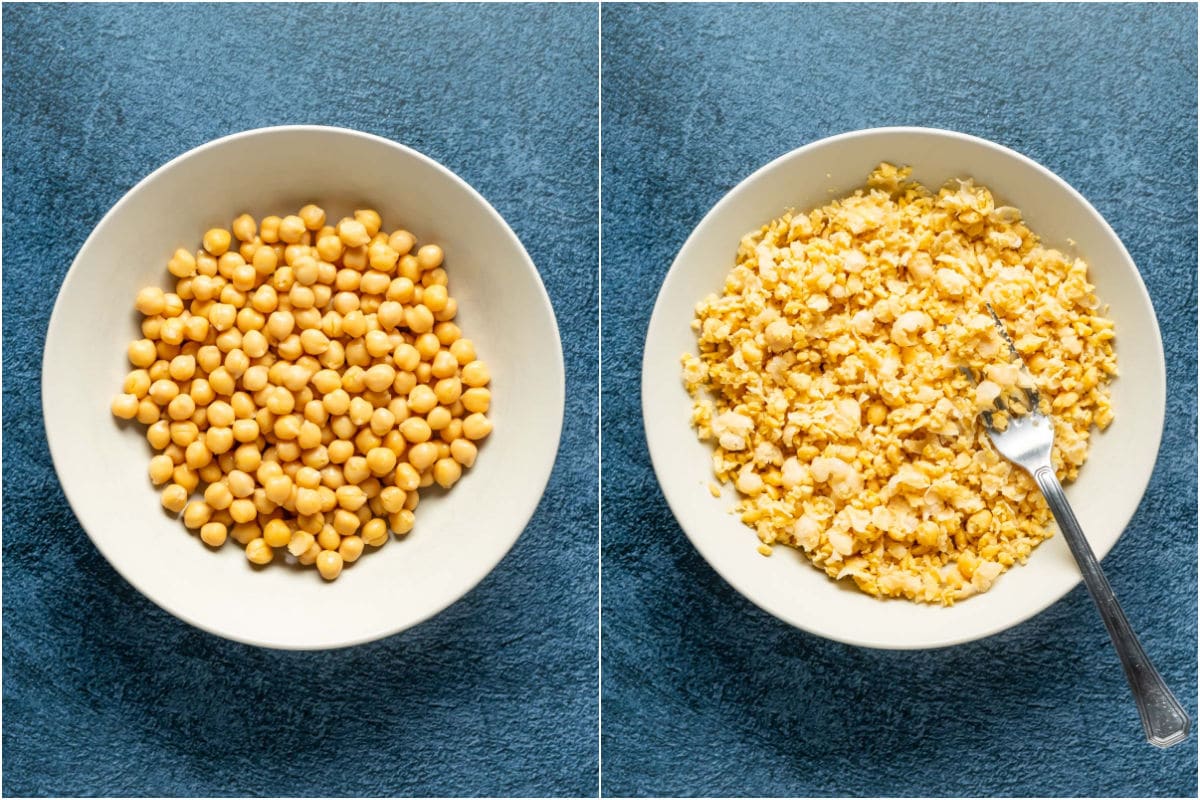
[
  {"xmin": 43, "ymin": 127, "xmax": 564, "ymax": 649},
  {"xmin": 643, "ymin": 127, "xmax": 1165, "ymax": 649}
]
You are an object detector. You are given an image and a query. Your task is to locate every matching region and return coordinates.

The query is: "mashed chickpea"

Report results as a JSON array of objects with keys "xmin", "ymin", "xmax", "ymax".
[{"xmin": 682, "ymin": 164, "xmax": 1115, "ymax": 603}]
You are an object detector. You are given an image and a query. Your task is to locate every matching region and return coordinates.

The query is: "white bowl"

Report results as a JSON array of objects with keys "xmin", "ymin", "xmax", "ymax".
[
  {"xmin": 643, "ymin": 127, "xmax": 1165, "ymax": 649},
  {"xmin": 43, "ymin": 126, "xmax": 564, "ymax": 650}
]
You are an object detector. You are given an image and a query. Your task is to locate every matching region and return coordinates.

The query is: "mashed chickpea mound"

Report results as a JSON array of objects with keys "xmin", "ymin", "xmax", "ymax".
[
  {"xmin": 682, "ymin": 164, "xmax": 1115, "ymax": 603},
  {"xmin": 111, "ymin": 205, "xmax": 492, "ymax": 581}
]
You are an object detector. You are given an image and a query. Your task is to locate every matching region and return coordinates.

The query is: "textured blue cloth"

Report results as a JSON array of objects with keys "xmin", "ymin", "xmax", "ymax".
[
  {"xmin": 3, "ymin": 4, "xmax": 596, "ymax": 796},
  {"xmin": 601, "ymin": 3, "xmax": 1196, "ymax": 797}
]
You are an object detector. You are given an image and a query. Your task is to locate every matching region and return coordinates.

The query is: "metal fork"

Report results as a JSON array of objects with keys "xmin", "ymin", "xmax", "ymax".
[{"xmin": 976, "ymin": 307, "xmax": 1189, "ymax": 748}]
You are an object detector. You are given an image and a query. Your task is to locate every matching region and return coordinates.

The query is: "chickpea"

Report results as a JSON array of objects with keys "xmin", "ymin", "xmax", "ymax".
[
  {"xmin": 393, "ymin": 463, "xmax": 421, "ymax": 492},
  {"xmin": 265, "ymin": 387, "xmax": 294, "ymax": 416},
  {"xmin": 364, "ymin": 329, "xmax": 392, "ymax": 358},
  {"xmin": 232, "ymin": 263, "xmax": 257, "ymax": 292},
  {"xmin": 316, "ymin": 234, "xmax": 344, "ymax": 263},
  {"xmin": 111, "ymin": 393, "xmax": 139, "ymax": 419},
  {"xmin": 329, "ymin": 509, "xmax": 358, "ymax": 536},
  {"xmin": 337, "ymin": 219, "xmax": 371, "ymax": 248},
  {"xmin": 416, "ymin": 244, "xmax": 444, "ymax": 271},
  {"xmin": 161, "ymin": 484, "xmax": 189, "ymax": 513},
  {"xmin": 404, "ymin": 304, "xmax": 434, "ymax": 334},
  {"xmin": 298, "ymin": 541, "xmax": 321, "ymax": 566},
  {"xmin": 128, "ymin": 339, "xmax": 158, "ymax": 368},
  {"xmin": 366, "ymin": 447, "xmax": 397, "ymax": 476},
  {"xmin": 293, "ymin": 466, "xmax": 320, "ymax": 490},
  {"xmin": 426, "ymin": 406, "xmax": 451, "ymax": 432},
  {"xmin": 204, "ymin": 481, "xmax": 233, "ymax": 510},
  {"xmin": 433, "ymin": 298, "xmax": 458, "ymax": 323},
  {"xmin": 433, "ymin": 458, "xmax": 462, "ymax": 489},
  {"xmin": 422, "ymin": 283, "xmax": 449, "ymax": 314},
  {"xmin": 266, "ymin": 310, "xmax": 295, "ymax": 341},
  {"xmin": 389, "ymin": 509, "xmax": 416, "ymax": 535},
  {"xmin": 317, "ymin": 525, "xmax": 341, "ymax": 551},
  {"xmin": 265, "ymin": 475, "xmax": 294, "ymax": 505},
  {"xmin": 298, "ymin": 512, "xmax": 324, "ymax": 534},
  {"xmin": 185, "ymin": 440, "xmax": 213, "ymax": 469},
  {"xmin": 434, "ymin": 322, "xmax": 462, "ymax": 347},
  {"xmin": 279, "ymin": 215, "xmax": 306, "ymax": 244},
  {"xmin": 274, "ymin": 414, "xmax": 302, "ymax": 441},
  {"xmin": 328, "ymin": 439, "xmax": 354, "ymax": 464},
  {"xmin": 369, "ymin": 408, "xmax": 396, "ymax": 437},
  {"xmin": 330, "ymin": 415, "xmax": 357, "ymax": 441},
  {"xmin": 135, "ymin": 286, "xmax": 167, "ymax": 316},
  {"xmin": 200, "ymin": 522, "xmax": 228, "ymax": 547},
  {"xmin": 232, "ymin": 213, "xmax": 257, "ymax": 242},
  {"xmin": 462, "ymin": 361, "xmax": 491, "ymax": 387},
  {"xmin": 434, "ymin": 377, "xmax": 462, "ymax": 406},
  {"xmin": 136, "ymin": 398, "xmax": 161, "ymax": 425},
  {"xmin": 431, "ymin": 350, "xmax": 458, "ymax": 379},
  {"xmin": 361, "ymin": 518, "xmax": 388, "ymax": 547},
  {"xmin": 449, "ymin": 438, "xmax": 478, "ymax": 468},
  {"xmin": 245, "ymin": 538, "xmax": 273, "ymax": 565},
  {"xmin": 299, "ymin": 204, "xmax": 326, "ymax": 231},
  {"xmin": 407, "ymin": 385, "xmax": 438, "ymax": 416},
  {"xmin": 461, "ymin": 388, "xmax": 491, "ymax": 414},
  {"xmin": 170, "ymin": 424, "xmax": 198, "ymax": 450},
  {"xmin": 120, "ymin": 211, "xmax": 487, "ymax": 581},
  {"xmin": 377, "ymin": 486, "xmax": 404, "ymax": 514},
  {"xmin": 343, "ymin": 456, "xmax": 370, "ymax": 485},
  {"xmin": 167, "ymin": 355, "xmax": 196, "ymax": 382},
  {"xmin": 297, "ymin": 420, "xmax": 323, "ymax": 450},
  {"xmin": 227, "ymin": 470, "xmax": 255, "ymax": 498},
  {"xmin": 206, "ymin": 426, "xmax": 235, "ymax": 455},
  {"xmin": 171, "ymin": 465, "xmax": 199, "ymax": 493},
  {"xmin": 203, "ymin": 228, "xmax": 232, "ymax": 256},
  {"xmin": 198, "ymin": 462, "xmax": 223, "ymax": 484},
  {"xmin": 147, "ymin": 454, "xmax": 173, "ymax": 485},
  {"xmin": 407, "ymin": 442, "xmax": 439, "ymax": 472},
  {"xmin": 383, "ymin": 229, "xmax": 411, "ymax": 254},
  {"xmin": 231, "ymin": 522, "xmax": 262, "ymax": 545},
  {"xmin": 232, "ymin": 418, "xmax": 261, "ymax": 443},
  {"xmin": 167, "ymin": 393, "xmax": 196, "ymax": 421},
  {"xmin": 300, "ymin": 328, "xmax": 330, "ymax": 355},
  {"xmin": 196, "ymin": 251, "xmax": 218, "ymax": 276},
  {"xmin": 316, "ymin": 549, "xmax": 343, "ymax": 580},
  {"xmin": 168, "ymin": 248, "xmax": 198, "ymax": 278},
  {"xmin": 462, "ymin": 413, "xmax": 493, "ymax": 441},
  {"xmin": 364, "ymin": 363, "xmax": 396, "ymax": 393},
  {"xmin": 335, "ymin": 484, "xmax": 367, "ymax": 511},
  {"xmin": 338, "ymin": 535, "xmax": 365, "ymax": 563},
  {"xmin": 182, "ymin": 500, "xmax": 213, "ymax": 529},
  {"xmin": 123, "ymin": 370, "xmax": 152, "ymax": 399},
  {"xmin": 148, "ymin": 379, "xmax": 179, "ymax": 405},
  {"xmin": 287, "ymin": 530, "xmax": 316, "ymax": 557},
  {"xmin": 399, "ymin": 417, "xmax": 432, "ymax": 444},
  {"xmin": 146, "ymin": 420, "xmax": 172, "ymax": 449},
  {"xmin": 295, "ymin": 487, "xmax": 322, "ymax": 516},
  {"xmin": 258, "ymin": 215, "xmax": 282, "ymax": 243},
  {"xmin": 218, "ymin": 251, "xmax": 246, "ymax": 277},
  {"xmin": 263, "ymin": 519, "xmax": 292, "ymax": 548}
]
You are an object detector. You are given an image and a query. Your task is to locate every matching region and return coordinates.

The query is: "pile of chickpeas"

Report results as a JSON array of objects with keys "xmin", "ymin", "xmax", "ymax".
[{"xmin": 110, "ymin": 205, "xmax": 492, "ymax": 580}]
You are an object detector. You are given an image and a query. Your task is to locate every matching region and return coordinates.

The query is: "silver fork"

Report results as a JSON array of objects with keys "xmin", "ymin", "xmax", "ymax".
[{"xmin": 976, "ymin": 307, "xmax": 1189, "ymax": 748}]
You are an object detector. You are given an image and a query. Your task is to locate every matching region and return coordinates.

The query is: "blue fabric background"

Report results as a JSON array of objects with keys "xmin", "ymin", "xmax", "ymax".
[
  {"xmin": 601, "ymin": 3, "xmax": 1197, "ymax": 797},
  {"xmin": 3, "ymin": 3, "xmax": 597, "ymax": 797}
]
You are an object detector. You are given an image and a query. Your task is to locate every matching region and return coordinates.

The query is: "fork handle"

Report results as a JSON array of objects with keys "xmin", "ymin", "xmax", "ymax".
[{"xmin": 1033, "ymin": 465, "xmax": 1190, "ymax": 748}]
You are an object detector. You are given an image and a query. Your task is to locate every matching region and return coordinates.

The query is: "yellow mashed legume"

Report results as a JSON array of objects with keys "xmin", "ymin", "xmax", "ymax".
[{"xmin": 682, "ymin": 163, "xmax": 1116, "ymax": 604}]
